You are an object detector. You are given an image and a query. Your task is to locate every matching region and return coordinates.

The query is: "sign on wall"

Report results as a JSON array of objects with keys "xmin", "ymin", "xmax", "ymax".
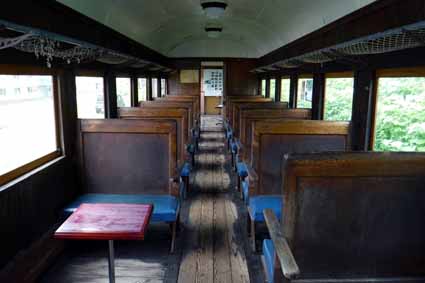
[
  {"xmin": 203, "ymin": 69, "xmax": 223, "ymax": 97},
  {"xmin": 180, "ymin": 70, "xmax": 199, "ymax": 83}
]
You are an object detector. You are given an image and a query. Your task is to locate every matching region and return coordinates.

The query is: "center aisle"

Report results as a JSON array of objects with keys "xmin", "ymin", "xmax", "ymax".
[{"xmin": 177, "ymin": 115, "xmax": 264, "ymax": 283}]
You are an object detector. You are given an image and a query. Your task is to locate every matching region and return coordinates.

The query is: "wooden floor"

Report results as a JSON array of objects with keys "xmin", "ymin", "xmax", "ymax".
[{"xmin": 40, "ymin": 115, "xmax": 265, "ymax": 283}]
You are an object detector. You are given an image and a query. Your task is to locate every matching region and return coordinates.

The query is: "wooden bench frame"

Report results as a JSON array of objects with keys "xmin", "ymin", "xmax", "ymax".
[
  {"xmin": 225, "ymin": 96, "xmax": 271, "ymax": 124},
  {"xmin": 264, "ymin": 152, "xmax": 425, "ymax": 283},
  {"xmin": 247, "ymin": 120, "xmax": 351, "ymax": 251},
  {"xmin": 232, "ymin": 102, "xmax": 289, "ymax": 136},
  {"xmin": 77, "ymin": 119, "xmax": 180, "ymax": 252}
]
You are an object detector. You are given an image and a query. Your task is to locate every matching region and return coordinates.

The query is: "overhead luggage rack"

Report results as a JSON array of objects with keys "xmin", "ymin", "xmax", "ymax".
[{"xmin": 254, "ymin": 20, "xmax": 425, "ymax": 72}]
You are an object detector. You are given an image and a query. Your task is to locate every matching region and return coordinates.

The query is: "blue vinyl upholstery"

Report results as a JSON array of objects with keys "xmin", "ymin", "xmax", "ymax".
[
  {"xmin": 263, "ymin": 239, "xmax": 276, "ymax": 282},
  {"xmin": 187, "ymin": 143, "xmax": 196, "ymax": 154},
  {"xmin": 180, "ymin": 162, "xmax": 191, "ymax": 177},
  {"xmin": 63, "ymin": 194, "xmax": 180, "ymax": 222},
  {"xmin": 248, "ymin": 195, "xmax": 282, "ymax": 222},
  {"xmin": 242, "ymin": 180, "xmax": 250, "ymax": 202},
  {"xmin": 236, "ymin": 162, "xmax": 248, "ymax": 178}
]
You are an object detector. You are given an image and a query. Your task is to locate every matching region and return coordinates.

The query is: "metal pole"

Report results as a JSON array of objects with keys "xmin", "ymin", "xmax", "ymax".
[{"xmin": 108, "ymin": 240, "xmax": 115, "ymax": 283}]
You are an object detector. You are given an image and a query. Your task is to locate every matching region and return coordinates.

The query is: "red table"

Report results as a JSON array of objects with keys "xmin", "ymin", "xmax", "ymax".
[{"xmin": 55, "ymin": 203, "xmax": 153, "ymax": 283}]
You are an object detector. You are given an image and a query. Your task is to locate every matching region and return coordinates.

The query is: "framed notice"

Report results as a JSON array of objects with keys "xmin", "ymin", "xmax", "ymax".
[
  {"xmin": 180, "ymin": 70, "xmax": 199, "ymax": 83},
  {"xmin": 203, "ymin": 69, "xmax": 223, "ymax": 97}
]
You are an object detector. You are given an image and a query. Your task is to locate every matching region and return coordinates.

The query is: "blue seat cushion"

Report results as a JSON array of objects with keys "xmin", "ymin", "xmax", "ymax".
[
  {"xmin": 248, "ymin": 195, "xmax": 282, "ymax": 222},
  {"xmin": 242, "ymin": 181, "xmax": 249, "ymax": 203},
  {"xmin": 63, "ymin": 194, "xmax": 180, "ymax": 223},
  {"xmin": 236, "ymin": 162, "xmax": 248, "ymax": 178},
  {"xmin": 180, "ymin": 162, "xmax": 191, "ymax": 177},
  {"xmin": 231, "ymin": 141, "xmax": 238, "ymax": 154},
  {"xmin": 226, "ymin": 129, "xmax": 233, "ymax": 139},
  {"xmin": 263, "ymin": 239, "xmax": 276, "ymax": 282}
]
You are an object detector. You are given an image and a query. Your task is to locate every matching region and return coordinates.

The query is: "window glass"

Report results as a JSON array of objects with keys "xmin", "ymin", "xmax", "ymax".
[
  {"xmin": 280, "ymin": 78, "xmax": 290, "ymax": 103},
  {"xmin": 116, "ymin": 77, "xmax": 131, "ymax": 107},
  {"xmin": 76, "ymin": 77, "xmax": 104, "ymax": 118},
  {"xmin": 161, "ymin": 78, "xmax": 166, "ymax": 96},
  {"xmin": 374, "ymin": 77, "xmax": 425, "ymax": 152},
  {"xmin": 297, "ymin": 78, "xmax": 313, "ymax": 108},
  {"xmin": 138, "ymin": 78, "xmax": 147, "ymax": 102},
  {"xmin": 0, "ymin": 75, "xmax": 57, "ymax": 176},
  {"xmin": 270, "ymin": 79, "xmax": 276, "ymax": 101},
  {"xmin": 324, "ymin": 78, "xmax": 354, "ymax": 121},
  {"xmin": 261, "ymin": 79, "xmax": 266, "ymax": 97},
  {"xmin": 152, "ymin": 78, "xmax": 158, "ymax": 99}
]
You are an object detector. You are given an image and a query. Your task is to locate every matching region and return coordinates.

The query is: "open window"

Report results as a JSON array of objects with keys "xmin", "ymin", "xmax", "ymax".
[
  {"xmin": 116, "ymin": 77, "xmax": 131, "ymax": 107},
  {"xmin": 161, "ymin": 78, "xmax": 167, "ymax": 96},
  {"xmin": 0, "ymin": 71, "xmax": 61, "ymax": 186},
  {"xmin": 280, "ymin": 77, "xmax": 290, "ymax": 103},
  {"xmin": 270, "ymin": 79, "xmax": 276, "ymax": 101},
  {"xmin": 373, "ymin": 69, "xmax": 425, "ymax": 152},
  {"xmin": 297, "ymin": 76, "xmax": 313, "ymax": 108},
  {"xmin": 324, "ymin": 73, "xmax": 354, "ymax": 121},
  {"xmin": 76, "ymin": 76, "xmax": 105, "ymax": 118},
  {"xmin": 138, "ymin": 78, "xmax": 147, "ymax": 102},
  {"xmin": 261, "ymin": 79, "xmax": 266, "ymax": 97},
  {"xmin": 151, "ymin": 78, "xmax": 158, "ymax": 99}
]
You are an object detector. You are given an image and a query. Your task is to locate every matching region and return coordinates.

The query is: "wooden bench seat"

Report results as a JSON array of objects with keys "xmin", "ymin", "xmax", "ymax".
[
  {"xmin": 245, "ymin": 120, "xmax": 351, "ymax": 250},
  {"xmin": 263, "ymin": 152, "xmax": 425, "ymax": 283},
  {"xmin": 66, "ymin": 119, "xmax": 182, "ymax": 252},
  {"xmin": 232, "ymin": 102, "xmax": 288, "ymax": 135},
  {"xmin": 225, "ymin": 96, "xmax": 271, "ymax": 125}
]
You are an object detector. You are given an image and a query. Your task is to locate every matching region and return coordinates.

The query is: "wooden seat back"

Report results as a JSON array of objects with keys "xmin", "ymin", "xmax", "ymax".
[
  {"xmin": 250, "ymin": 120, "xmax": 350, "ymax": 196},
  {"xmin": 280, "ymin": 152, "xmax": 425, "ymax": 281},
  {"xmin": 239, "ymin": 109, "xmax": 312, "ymax": 163},
  {"xmin": 233, "ymin": 102, "xmax": 289, "ymax": 138},
  {"xmin": 156, "ymin": 95, "xmax": 200, "ymax": 122},
  {"xmin": 139, "ymin": 101, "xmax": 194, "ymax": 131},
  {"xmin": 118, "ymin": 108, "xmax": 188, "ymax": 168},
  {"xmin": 225, "ymin": 96, "xmax": 271, "ymax": 123},
  {"xmin": 78, "ymin": 119, "xmax": 178, "ymax": 196}
]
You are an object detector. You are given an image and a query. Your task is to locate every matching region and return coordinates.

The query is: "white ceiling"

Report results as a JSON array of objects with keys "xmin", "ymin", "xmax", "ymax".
[{"xmin": 57, "ymin": 0, "xmax": 377, "ymax": 58}]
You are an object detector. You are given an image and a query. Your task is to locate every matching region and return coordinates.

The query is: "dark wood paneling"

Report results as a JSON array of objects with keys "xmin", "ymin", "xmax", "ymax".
[
  {"xmin": 225, "ymin": 59, "xmax": 258, "ymax": 96},
  {"xmin": 311, "ymin": 73, "xmax": 325, "ymax": 120},
  {"xmin": 168, "ymin": 71, "xmax": 200, "ymax": 96}
]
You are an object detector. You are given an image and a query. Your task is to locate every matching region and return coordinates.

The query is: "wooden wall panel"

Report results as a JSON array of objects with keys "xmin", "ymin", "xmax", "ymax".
[
  {"xmin": 225, "ymin": 59, "xmax": 258, "ymax": 96},
  {"xmin": 168, "ymin": 71, "xmax": 200, "ymax": 96}
]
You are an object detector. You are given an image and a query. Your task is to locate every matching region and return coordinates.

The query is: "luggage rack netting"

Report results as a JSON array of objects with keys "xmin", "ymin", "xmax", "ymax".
[
  {"xmin": 0, "ymin": 21, "xmax": 171, "ymax": 71},
  {"xmin": 256, "ymin": 21, "xmax": 425, "ymax": 71}
]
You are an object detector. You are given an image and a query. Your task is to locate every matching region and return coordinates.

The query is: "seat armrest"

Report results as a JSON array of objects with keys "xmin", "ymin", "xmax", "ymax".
[
  {"xmin": 170, "ymin": 177, "xmax": 183, "ymax": 198},
  {"xmin": 263, "ymin": 209, "xmax": 300, "ymax": 280}
]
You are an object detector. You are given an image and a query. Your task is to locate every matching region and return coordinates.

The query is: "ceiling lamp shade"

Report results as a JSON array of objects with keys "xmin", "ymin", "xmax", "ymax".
[
  {"xmin": 201, "ymin": 1, "xmax": 227, "ymax": 19},
  {"xmin": 205, "ymin": 26, "xmax": 223, "ymax": 38}
]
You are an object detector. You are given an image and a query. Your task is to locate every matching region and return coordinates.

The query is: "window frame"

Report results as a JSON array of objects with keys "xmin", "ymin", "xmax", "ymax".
[
  {"xmin": 370, "ymin": 67, "xmax": 425, "ymax": 150},
  {"xmin": 137, "ymin": 77, "xmax": 148, "ymax": 103},
  {"xmin": 296, "ymin": 74, "xmax": 314, "ymax": 109},
  {"xmin": 115, "ymin": 76, "xmax": 132, "ymax": 108},
  {"xmin": 280, "ymin": 76, "xmax": 291, "ymax": 103},
  {"xmin": 323, "ymin": 72, "xmax": 355, "ymax": 121},
  {"xmin": 0, "ymin": 65, "xmax": 63, "ymax": 187}
]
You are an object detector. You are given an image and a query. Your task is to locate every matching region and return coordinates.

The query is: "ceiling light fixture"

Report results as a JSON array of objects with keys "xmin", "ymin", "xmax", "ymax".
[
  {"xmin": 205, "ymin": 26, "xmax": 223, "ymax": 38},
  {"xmin": 201, "ymin": 1, "xmax": 227, "ymax": 19}
]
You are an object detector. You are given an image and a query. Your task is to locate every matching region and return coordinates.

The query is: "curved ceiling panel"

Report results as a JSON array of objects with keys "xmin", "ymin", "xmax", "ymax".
[{"xmin": 57, "ymin": 0, "xmax": 377, "ymax": 58}]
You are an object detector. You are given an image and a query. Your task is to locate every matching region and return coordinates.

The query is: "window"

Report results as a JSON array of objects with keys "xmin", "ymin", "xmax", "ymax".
[
  {"xmin": 324, "ymin": 77, "xmax": 354, "ymax": 121},
  {"xmin": 161, "ymin": 78, "xmax": 167, "ymax": 96},
  {"xmin": 280, "ymin": 78, "xmax": 290, "ymax": 103},
  {"xmin": 261, "ymin": 79, "xmax": 266, "ymax": 97},
  {"xmin": 152, "ymin": 78, "xmax": 158, "ymax": 99},
  {"xmin": 374, "ymin": 76, "xmax": 425, "ymax": 152},
  {"xmin": 0, "ymin": 74, "xmax": 59, "ymax": 185},
  {"xmin": 138, "ymin": 78, "xmax": 147, "ymax": 102},
  {"xmin": 76, "ymin": 77, "xmax": 105, "ymax": 118},
  {"xmin": 297, "ymin": 77, "xmax": 313, "ymax": 108},
  {"xmin": 270, "ymin": 79, "xmax": 276, "ymax": 101},
  {"xmin": 116, "ymin": 77, "xmax": 131, "ymax": 107}
]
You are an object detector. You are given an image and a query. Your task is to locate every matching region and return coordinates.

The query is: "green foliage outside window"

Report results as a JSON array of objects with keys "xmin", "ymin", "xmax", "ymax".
[
  {"xmin": 261, "ymin": 79, "xmax": 266, "ymax": 97},
  {"xmin": 297, "ymin": 78, "xmax": 313, "ymax": 108},
  {"xmin": 374, "ymin": 77, "xmax": 425, "ymax": 152},
  {"xmin": 324, "ymin": 78, "xmax": 354, "ymax": 121}
]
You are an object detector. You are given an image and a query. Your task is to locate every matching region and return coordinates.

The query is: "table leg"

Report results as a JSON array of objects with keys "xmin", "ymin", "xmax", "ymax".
[{"xmin": 108, "ymin": 240, "xmax": 115, "ymax": 283}]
